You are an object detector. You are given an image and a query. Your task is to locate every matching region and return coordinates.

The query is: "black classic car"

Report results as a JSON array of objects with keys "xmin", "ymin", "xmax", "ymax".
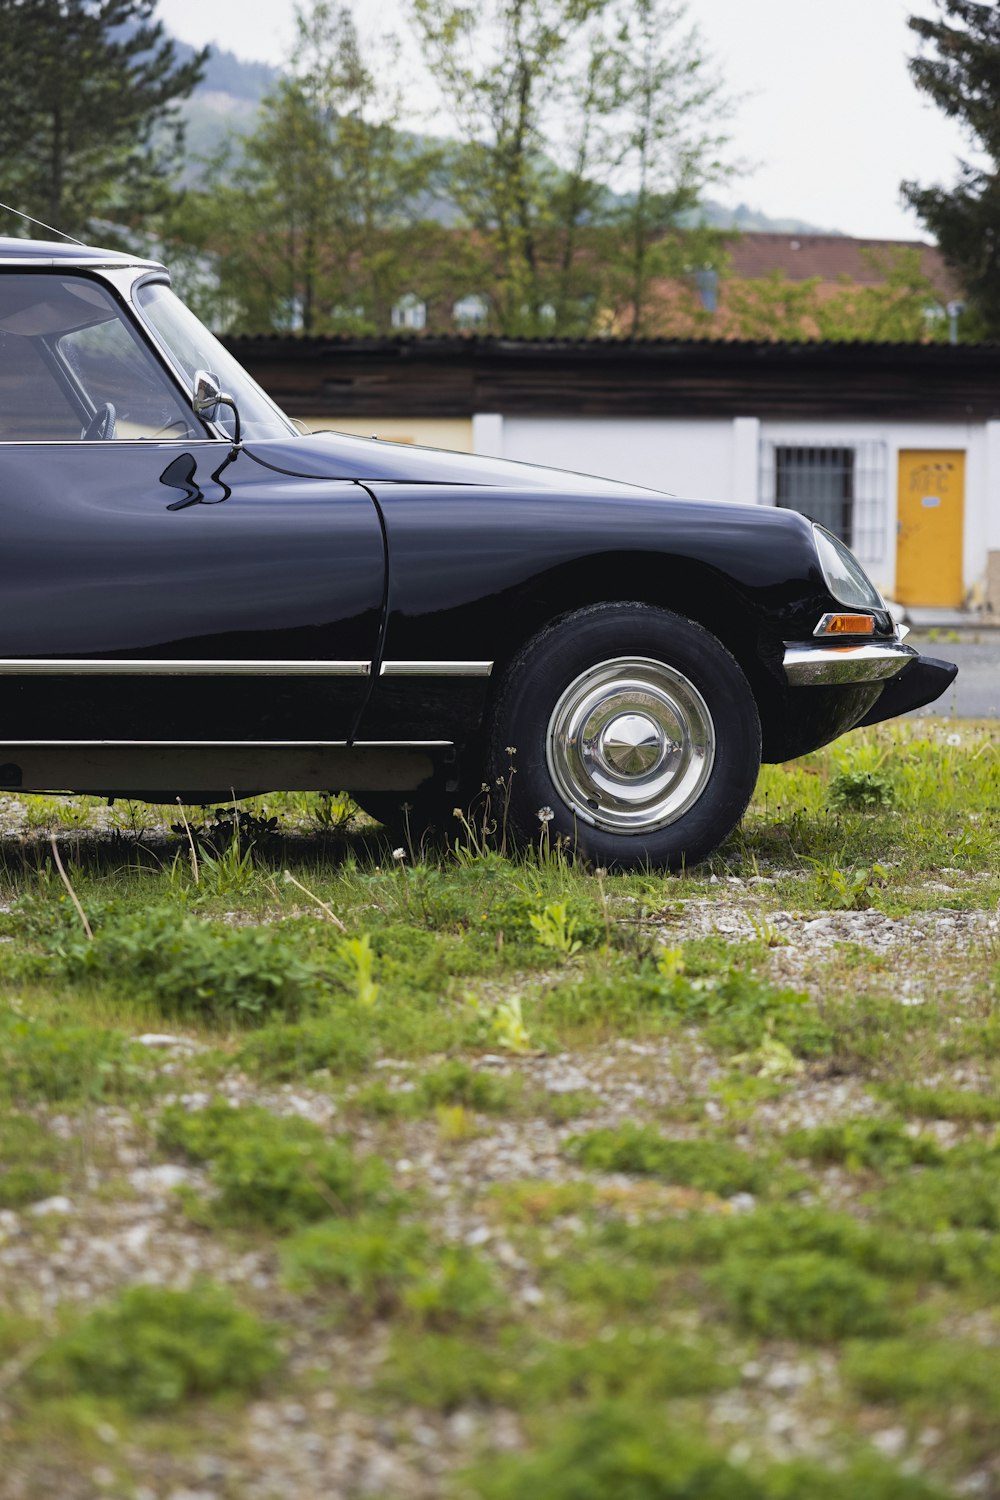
[{"xmin": 0, "ymin": 237, "xmax": 955, "ymax": 867}]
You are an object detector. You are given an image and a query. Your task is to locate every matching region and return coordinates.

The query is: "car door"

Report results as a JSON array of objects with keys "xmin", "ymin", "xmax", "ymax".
[{"xmin": 0, "ymin": 271, "xmax": 385, "ymax": 744}]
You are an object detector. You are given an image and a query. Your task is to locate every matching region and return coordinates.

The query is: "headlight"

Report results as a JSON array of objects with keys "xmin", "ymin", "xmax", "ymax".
[{"xmin": 813, "ymin": 526, "xmax": 885, "ymax": 612}]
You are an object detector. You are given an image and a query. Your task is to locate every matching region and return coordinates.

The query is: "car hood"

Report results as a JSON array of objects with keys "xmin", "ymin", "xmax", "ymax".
[{"xmin": 245, "ymin": 428, "xmax": 664, "ymax": 497}]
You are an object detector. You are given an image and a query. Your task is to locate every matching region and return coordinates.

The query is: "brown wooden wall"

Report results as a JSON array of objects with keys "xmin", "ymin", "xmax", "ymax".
[{"xmin": 223, "ymin": 334, "xmax": 1000, "ymax": 425}]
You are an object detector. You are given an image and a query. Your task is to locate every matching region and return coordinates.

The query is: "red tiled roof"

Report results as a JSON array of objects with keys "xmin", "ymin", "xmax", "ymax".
[{"xmin": 728, "ymin": 233, "xmax": 957, "ymax": 294}]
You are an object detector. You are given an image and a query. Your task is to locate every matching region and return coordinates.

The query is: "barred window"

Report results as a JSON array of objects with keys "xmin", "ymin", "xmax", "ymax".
[{"xmin": 759, "ymin": 441, "xmax": 886, "ymax": 564}]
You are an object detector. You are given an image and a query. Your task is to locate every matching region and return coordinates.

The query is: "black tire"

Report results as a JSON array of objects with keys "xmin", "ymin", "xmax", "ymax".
[{"xmin": 489, "ymin": 603, "xmax": 761, "ymax": 871}]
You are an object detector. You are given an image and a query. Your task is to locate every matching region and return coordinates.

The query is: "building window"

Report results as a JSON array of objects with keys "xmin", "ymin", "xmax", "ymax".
[
  {"xmin": 391, "ymin": 294, "xmax": 427, "ymax": 331},
  {"xmin": 759, "ymin": 440, "xmax": 887, "ymax": 564},
  {"xmin": 453, "ymin": 293, "xmax": 489, "ymax": 328}
]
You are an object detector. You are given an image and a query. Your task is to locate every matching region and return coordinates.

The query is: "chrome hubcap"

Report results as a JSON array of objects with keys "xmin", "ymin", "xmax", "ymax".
[{"xmin": 546, "ymin": 656, "xmax": 716, "ymax": 834}]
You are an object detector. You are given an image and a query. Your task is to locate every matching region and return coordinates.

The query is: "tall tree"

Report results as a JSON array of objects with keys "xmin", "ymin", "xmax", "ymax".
[
  {"xmin": 604, "ymin": 0, "xmax": 731, "ymax": 335},
  {"xmin": 410, "ymin": 0, "xmax": 731, "ymax": 336},
  {"xmin": 902, "ymin": 0, "xmax": 1000, "ymax": 335},
  {"xmin": 0, "ymin": 0, "xmax": 206, "ymax": 241},
  {"xmin": 195, "ymin": 2, "xmax": 444, "ymax": 334}
]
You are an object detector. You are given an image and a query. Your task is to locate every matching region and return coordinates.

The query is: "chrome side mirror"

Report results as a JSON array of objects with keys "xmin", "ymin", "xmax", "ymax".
[{"xmin": 193, "ymin": 368, "xmax": 241, "ymax": 446}]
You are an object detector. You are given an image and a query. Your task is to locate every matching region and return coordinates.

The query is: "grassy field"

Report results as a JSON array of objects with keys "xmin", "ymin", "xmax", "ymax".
[{"xmin": 0, "ymin": 719, "xmax": 998, "ymax": 1500}]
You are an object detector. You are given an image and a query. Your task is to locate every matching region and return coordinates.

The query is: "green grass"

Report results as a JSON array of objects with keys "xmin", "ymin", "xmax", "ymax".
[{"xmin": 2, "ymin": 721, "xmax": 1000, "ymax": 1497}]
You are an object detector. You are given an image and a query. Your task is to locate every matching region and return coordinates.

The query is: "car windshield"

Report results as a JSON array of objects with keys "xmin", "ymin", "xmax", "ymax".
[{"xmin": 134, "ymin": 280, "xmax": 296, "ymax": 442}]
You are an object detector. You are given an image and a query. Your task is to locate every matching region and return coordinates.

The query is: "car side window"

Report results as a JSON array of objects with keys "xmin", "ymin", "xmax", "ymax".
[
  {"xmin": 0, "ymin": 273, "xmax": 201, "ymax": 442},
  {"xmin": 0, "ymin": 328, "xmax": 80, "ymax": 440}
]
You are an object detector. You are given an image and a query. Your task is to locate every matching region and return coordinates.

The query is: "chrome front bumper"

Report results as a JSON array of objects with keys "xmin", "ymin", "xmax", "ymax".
[{"xmin": 783, "ymin": 639, "xmax": 917, "ymax": 687}]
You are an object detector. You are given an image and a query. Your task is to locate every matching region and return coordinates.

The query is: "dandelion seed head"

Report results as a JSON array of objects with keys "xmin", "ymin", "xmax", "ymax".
[
  {"xmin": 537, "ymin": 806, "xmax": 554, "ymax": 824},
  {"xmin": 392, "ymin": 847, "xmax": 406, "ymax": 862}
]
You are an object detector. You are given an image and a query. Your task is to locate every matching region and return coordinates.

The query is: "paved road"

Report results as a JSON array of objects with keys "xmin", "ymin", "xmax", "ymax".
[{"xmin": 907, "ymin": 639, "xmax": 1000, "ymax": 719}]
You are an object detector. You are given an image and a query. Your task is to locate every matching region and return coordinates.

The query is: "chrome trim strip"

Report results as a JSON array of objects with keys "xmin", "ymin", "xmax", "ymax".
[
  {"xmin": 812, "ymin": 612, "xmax": 875, "ymax": 638},
  {"xmin": 0, "ymin": 659, "xmax": 371, "ymax": 676},
  {"xmin": 784, "ymin": 641, "xmax": 917, "ymax": 687},
  {"xmin": 379, "ymin": 660, "xmax": 494, "ymax": 677},
  {"xmin": 0, "ymin": 739, "xmax": 454, "ymax": 748}
]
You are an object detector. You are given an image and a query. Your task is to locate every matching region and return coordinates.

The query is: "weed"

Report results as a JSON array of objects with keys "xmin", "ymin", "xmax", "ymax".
[
  {"xmin": 37, "ymin": 904, "xmax": 325, "ymax": 1023},
  {"xmin": 0, "ymin": 1009, "xmax": 152, "ymax": 1105},
  {"xmin": 842, "ymin": 1336, "xmax": 1000, "ymax": 1421},
  {"xmin": 529, "ymin": 901, "xmax": 582, "ymax": 957},
  {"xmin": 237, "ymin": 1011, "xmax": 375, "ymax": 1080},
  {"xmin": 462, "ymin": 1403, "xmax": 766, "ymax": 1499},
  {"xmin": 829, "ymin": 769, "xmax": 896, "ymax": 809},
  {"xmin": 568, "ymin": 1124, "xmax": 774, "ymax": 1197},
  {"xmin": 810, "ymin": 859, "xmax": 889, "ymax": 910},
  {"xmin": 158, "ymin": 1101, "xmax": 392, "ymax": 1230},
  {"xmin": 0, "ymin": 1113, "xmax": 65, "ymax": 1207},
  {"xmin": 282, "ymin": 1210, "xmax": 500, "ymax": 1329},
  {"xmin": 338, "ymin": 933, "xmax": 379, "ymax": 1007},
  {"xmin": 765, "ymin": 1455, "xmax": 952, "ymax": 1500},
  {"xmin": 708, "ymin": 1251, "xmax": 897, "ymax": 1340},
  {"xmin": 783, "ymin": 1118, "xmax": 943, "ymax": 1173},
  {"xmin": 875, "ymin": 1082, "xmax": 1000, "ymax": 1123},
  {"xmin": 877, "ymin": 1155, "xmax": 1000, "ymax": 1232},
  {"xmin": 29, "ymin": 1281, "xmax": 279, "ymax": 1413}
]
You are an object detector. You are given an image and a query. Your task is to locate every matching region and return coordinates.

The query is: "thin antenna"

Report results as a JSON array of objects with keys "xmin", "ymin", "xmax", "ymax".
[{"xmin": 0, "ymin": 200, "xmax": 86, "ymax": 247}]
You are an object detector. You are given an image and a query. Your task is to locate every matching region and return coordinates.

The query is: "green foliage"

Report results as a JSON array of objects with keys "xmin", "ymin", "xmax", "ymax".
[
  {"xmin": 338, "ymin": 933, "xmax": 379, "ymax": 1008},
  {"xmin": 282, "ymin": 1213, "xmax": 501, "ymax": 1329},
  {"xmin": 568, "ymin": 1124, "xmax": 771, "ymax": 1197},
  {"xmin": 529, "ymin": 901, "xmax": 583, "ymax": 957},
  {"xmin": 0, "ymin": 1008, "xmax": 152, "ymax": 1104},
  {"xmin": 843, "ymin": 1336, "xmax": 1000, "ymax": 1418},
  {"xmin": 463, "ymin": 1402, "xmax": 765, "ymax": 1500},
  {"xmin": 709, "ymin": 1251, "xmax": 896, "ymax": 1341},
  {"xmin": 30, "ymin": 1281, "xmax": 278, "ymax": 1414},
  {"xmin": 783, "ymin": 1118, "xmax": 943, "ymax": 1173},
  {"xmin": 236, "ymin": 1010, "xmax": 375, "ymax": 1080},
  {"xmin": 158, "ymin": 1100, "xmax": 391, "ymax": 1230},
  {"xmin": 0, "ymin": 1112, "xmax": 65, "ymax": 1207},
  {"xmin": 52, "ymin": 905, "xmax": 324, "ymax": 1023},
  {"xmin": 904, "ymin": 1, "xmax": 1000, "ymax": 338},
  {"xmin": 829, "ymin": 768, "xmax": 896, "ymax": 809},
  {"xmin": 811, "ymin": 861, "xmax": 889, "ymax": 911},
  {"xmin": 765, "ymin": 1455, "xmax": 952, "ymax": 1500},
  {"xmin": 878, "ymin": 1154, "xmax": 1000, "ymax": 1232},
  {"xmin": 356, "ymin": 1059, "xmax": 523, "ymax": 1119},
  {"xmin": 0, "ymin": 0, "xmax": 206, "ymax": 240},
  {"xmin": 876, "ymin": 1082, "xmax": 1000, "ymax": 1123}
]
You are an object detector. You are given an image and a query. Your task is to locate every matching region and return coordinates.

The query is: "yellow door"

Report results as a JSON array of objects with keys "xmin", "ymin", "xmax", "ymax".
[{"xmin": 895, "ymin": 449, "xmax": 965, "ymax": 607}]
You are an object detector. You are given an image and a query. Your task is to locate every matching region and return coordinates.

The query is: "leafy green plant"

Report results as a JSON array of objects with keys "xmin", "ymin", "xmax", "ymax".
[
  {"xmin": 0, "ymin": 1113, "xmax": 65, "ymax": 1207},
  {"xmin": 63, "ymin": 907, "xmax": 324, "ymax": 1023},
  {"xmin": 338, "ymin": 933, "xmax": 379, "ymax": 1007},
  {"xmin": 237, "ymin": 1010, "xmax": 375, "ymax": 1080},
  {"xmin": 784, "ymin": 1118, "xmax": 943, "ymax": 1173},
  {"xmin": 30, "ymin": 1281, "xmax": 279, "ymax": 1413},
  {"xmin": 829, "ymin": 769, "xmax": 896, "ymax": 809},
  {"xmin": 810, "ymin": 860, "xmax": 889, "ymax": 910},
  {"xmin": 708, "ymin": 1250, "xmax": 896, "ymax": 1340},
  {"xmin": 158, "ymin": 1100, "xmax": 392, "ymax": 1230},
  {"xmin": 875, "ymin": 1082, "xmax": 1000, "ymax": 1123},
  {"xmin": 463, "ymin": 1402, "xmax": 766, "ymax": 1499},
  {"xmin": 568, "ymin": 1124, "xmax": 771, "ymax": 1197},
  {"xmin": 282, "ymin": 1213, "xmax": 500, "ymax": 1328},
  {"xmin": 0, "ymin": 1008, "xmax": 152, "ymax": 1104},
  {"xmin": 529, "ymin": 901, "xmax": 582, "ymax": 957}
]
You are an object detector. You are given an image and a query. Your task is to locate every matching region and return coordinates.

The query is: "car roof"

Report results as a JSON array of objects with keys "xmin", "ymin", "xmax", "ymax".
[{"xmin": 0, "ymin": 236, "xmax": 164, "ymax": 271}]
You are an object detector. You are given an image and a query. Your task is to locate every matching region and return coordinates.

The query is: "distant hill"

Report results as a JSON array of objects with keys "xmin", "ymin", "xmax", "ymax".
[{"xmin": 172, "ymin": 36, "xmax": 839, "ymax": 237}]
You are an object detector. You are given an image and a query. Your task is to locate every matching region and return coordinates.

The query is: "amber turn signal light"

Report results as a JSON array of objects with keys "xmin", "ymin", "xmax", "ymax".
[{"xmin": 813, "ymin": 612, "xmax": 876, "ymax": 637}]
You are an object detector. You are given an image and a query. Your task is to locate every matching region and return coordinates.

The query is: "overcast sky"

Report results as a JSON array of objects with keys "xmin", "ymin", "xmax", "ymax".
[{"xmin": 158, "ymin": 0, "xmax": 976, "ymax": 240}]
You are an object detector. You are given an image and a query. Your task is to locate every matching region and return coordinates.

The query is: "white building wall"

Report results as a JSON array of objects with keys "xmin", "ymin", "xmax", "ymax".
[{"xmin": 499, "ymin": 417, "xmax": 738, "ymax": 502}]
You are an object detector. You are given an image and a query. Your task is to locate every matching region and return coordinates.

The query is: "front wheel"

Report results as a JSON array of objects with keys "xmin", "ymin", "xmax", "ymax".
[{"xmin": 489, "ymin": 603, "xmax": 761, "ymax": 870}]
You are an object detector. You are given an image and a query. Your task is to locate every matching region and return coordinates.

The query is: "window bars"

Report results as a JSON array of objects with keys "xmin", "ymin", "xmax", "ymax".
[{"xmin": 759, "ymin": 441, "xmax": 887, "ymax": 565}]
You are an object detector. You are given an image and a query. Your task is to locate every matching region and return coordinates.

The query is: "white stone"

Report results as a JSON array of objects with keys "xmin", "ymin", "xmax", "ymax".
[{"xmin": 29, "ymin": 1196, "xmax": 73, "ymax": 1216}]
